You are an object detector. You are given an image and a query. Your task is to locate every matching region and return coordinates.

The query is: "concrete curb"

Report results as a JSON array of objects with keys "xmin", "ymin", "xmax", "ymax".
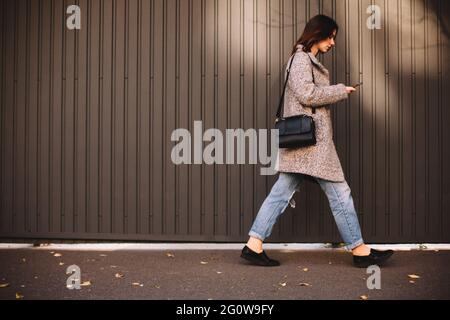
[{"xmin": 0, "ymin": 242, "xmax": 449, "ymax": 251}]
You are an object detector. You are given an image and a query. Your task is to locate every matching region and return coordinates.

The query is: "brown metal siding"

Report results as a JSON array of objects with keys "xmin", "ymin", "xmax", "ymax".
[{"xmin": 1, "ymin": 0, "xmax": 449, "ymax": 243}]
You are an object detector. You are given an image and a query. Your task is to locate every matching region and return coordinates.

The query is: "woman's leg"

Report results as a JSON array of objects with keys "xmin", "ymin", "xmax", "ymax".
[
  {"xmin": 247, "ymin": 172, "xmax": 304, "ymax": 252},
  {"xmin": 315, "ymin": 178, "xmax": 367, "ymax": 252},
  {"xmin": 316, "ymin": 178, "xmax": 395, "ymax": 267}
]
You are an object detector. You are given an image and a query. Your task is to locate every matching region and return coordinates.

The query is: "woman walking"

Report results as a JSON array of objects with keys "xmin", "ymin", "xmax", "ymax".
[{"xmin": 241, "ymin": 14, "xmax": 394, "ymax": 268}]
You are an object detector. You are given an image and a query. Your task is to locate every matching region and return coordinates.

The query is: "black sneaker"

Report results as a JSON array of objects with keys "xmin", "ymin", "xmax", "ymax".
[
  {"xmin": 240, "ymin": 245, "xmax": 280, "ymax": 267},
  {"xmin": 353, "ymin": 248, "xmax": 394, "ymax": 268}
]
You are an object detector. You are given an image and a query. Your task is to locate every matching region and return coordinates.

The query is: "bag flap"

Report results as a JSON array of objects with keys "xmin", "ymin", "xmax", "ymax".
[{"xmin": 276, "ymin": 116, "xmax": 313, "ymax": 135}]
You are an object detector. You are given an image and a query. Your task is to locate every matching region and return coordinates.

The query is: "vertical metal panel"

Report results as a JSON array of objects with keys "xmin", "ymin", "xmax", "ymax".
[
  {"xmin": 203, "ymin": 0, "xmax": 215, "ymax": 235},
  {"xmin": 74, "ymin": 0, "xmax": 87, "ymax": 234},
  {"xmin": 100, "ymin": 0, "xmax": 113, "ymax": 234},
  {"xmin": 442, "ymin": 0, "xmax": 450, "ymax": 241},
  {"xmin": 1, "ymin": 0, "xmax": 14, "ymax": 234},
  {"xmin": 177, "ymin": 0, "xmax": 188, "ymax": 235},
  {"xmin": 50, "ymin": 0, "xmax": 63, "ymax": 233},
  {"xmin": 425, "ymin": 0, "xmax": 442, "ymax": 240},
  {"xmin": 139, "ymin": 0, "xmax": 150, "ymax": 235},
  {"xmin": 241, "ymin": 0, "xmax": 254, "ymax": 237},
  {"xmin": 15, "ymin": 0, "xmax": 27, "ymax": 234},
  {"xmin": 1, "ymin": 0, "xmax": 449, "ymax": 242},
  {"xmin": 113, "ymin": 0, "xmax": 125, "ymax": 234},
  {"xmin": 29, "ymin": 0, "xmax": 40, "ymax": 234},
  {"xmin": 216, "ymin": 0, "xmax": 229, "ymax": 236},
  {"xmin": 87, "ymin": 0, "xmax": 100, "ymax": 234}
]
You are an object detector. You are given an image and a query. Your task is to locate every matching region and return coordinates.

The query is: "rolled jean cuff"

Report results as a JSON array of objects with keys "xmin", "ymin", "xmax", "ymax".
[
  {"xmin": 346, "ymin": 238, "xmax": 365, "ymax": 251},
  {"xmin": 248, "ymin": 230, "xmax": 265, "ymax": 242}
]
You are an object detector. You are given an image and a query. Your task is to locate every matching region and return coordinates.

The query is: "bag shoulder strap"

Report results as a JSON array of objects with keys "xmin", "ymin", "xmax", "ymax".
[{"xmin": 276, "ymin": 52, "xmax": 316, "ymax": 119}]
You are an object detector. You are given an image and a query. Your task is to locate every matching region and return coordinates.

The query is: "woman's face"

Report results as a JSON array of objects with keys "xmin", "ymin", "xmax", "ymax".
[{"xmin": 315, "ymin": 29, "xmax": 337, "ymax": 54}]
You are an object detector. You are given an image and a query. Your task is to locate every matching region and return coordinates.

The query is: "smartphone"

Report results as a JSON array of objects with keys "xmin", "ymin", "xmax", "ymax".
[{"xmin": 352, "ymin": 83, "xmax": 363, "ymax": 88}]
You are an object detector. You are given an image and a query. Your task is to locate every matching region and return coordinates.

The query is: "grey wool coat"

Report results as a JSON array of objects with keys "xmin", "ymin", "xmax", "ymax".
[{"xmin": 274, "ymin": 44, "xmax": 349, "ymax": 182}]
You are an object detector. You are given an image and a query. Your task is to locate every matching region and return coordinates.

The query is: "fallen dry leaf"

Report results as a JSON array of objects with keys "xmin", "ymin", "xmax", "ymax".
[
  {"xmin": 303, "ymin": 268, "xmax": 309, "ymax": 272},
  {"xmin": 53, "ymin": 253, "xmax": 62, "ymax": 257},
  {"xmin": 0, "ymin": 283, "xmax": 10, "ymax": 288},
  {"xmin": 132, "ymin": 282, "xmax": 144, "ymax": 287},
  {"xmin": 279, "ymin": 282, "xmax": 287, "ymax": 287},
  {"xmin": 59, "ymin": 262, "xmax": 65, "ymax": 266},
  {"xmin": 16, "ymin": 293, "xmax": 24, "ymax": 299},
  {"xmin": 360, "ymin": 295, "xmax": 369, "ymax": 300},
  {"xmin": 81, "ymin": 281, "xmax": 91, "ymax": 287},
  {"xmin": 115, "ymin": 273, "xmax": 124, "ymax": 278},
  {"xmin": 200, "ymin": 261, "xmax": 208, "ymax": 265},
  {"xmin": 298, "ymin": 283, "xmax": 311, "ymax": 287},
  {"xmin": 408, "ymin": 274, "xmax": 421, "ymax": 279},
  {"xmin": 409, "ymin": 280, "xmax": 416, "ymax": 284},
  {"xmin": 154, "ymin": 285, "xmax": 161, "ymax": 289},
  {"xmin": 166, "ymin": 253, "xmax": 175, "ymax": 258}
]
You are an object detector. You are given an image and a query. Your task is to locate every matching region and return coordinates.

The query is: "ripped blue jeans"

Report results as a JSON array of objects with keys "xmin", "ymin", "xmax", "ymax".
[{"xmin": 248, "ymin": 172, "xmax": 364, "ymax": 250}]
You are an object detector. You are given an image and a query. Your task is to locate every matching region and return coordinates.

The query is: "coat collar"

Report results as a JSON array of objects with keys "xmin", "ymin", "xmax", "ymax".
[{"xmin": 296, "ymin": 44, "xmax": 325, "ymax": 70}]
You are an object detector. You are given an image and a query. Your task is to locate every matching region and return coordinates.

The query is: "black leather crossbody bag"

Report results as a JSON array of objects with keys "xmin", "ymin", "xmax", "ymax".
[{"xmin": 275, "ymin": 53, "xmax": 317, "ymax": 149}]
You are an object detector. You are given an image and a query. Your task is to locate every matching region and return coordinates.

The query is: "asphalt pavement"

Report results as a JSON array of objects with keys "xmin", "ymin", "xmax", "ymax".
[{"xmin": 0, "ymin": 246, "xmax": 449, "ymax": 300}]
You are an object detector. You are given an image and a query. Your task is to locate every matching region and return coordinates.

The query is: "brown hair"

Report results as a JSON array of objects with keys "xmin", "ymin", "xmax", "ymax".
[{"xmin": 291, "ymin": 14, "xmax": 339, "ymax": 55}]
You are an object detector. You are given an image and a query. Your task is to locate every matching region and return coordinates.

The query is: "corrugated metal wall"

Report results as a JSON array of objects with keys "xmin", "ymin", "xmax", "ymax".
[{"xmin": 1, "ymin": 0, "xmax": 449, "ymax": 243}]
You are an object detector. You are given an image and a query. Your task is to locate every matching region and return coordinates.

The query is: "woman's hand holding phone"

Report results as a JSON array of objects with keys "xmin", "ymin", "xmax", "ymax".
[
  {"xmin": 345, "ymin": 86, "xmax": 356, "ymax": 94},
  {"xmin": 345, "ymin": 83, "xmax": 362, "ymax": 94}
]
